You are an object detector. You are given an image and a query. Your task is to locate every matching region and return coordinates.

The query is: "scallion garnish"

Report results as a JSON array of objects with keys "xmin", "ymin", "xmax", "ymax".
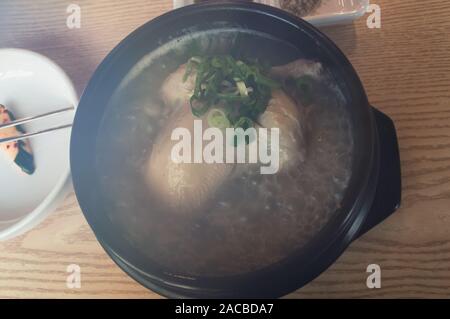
[
  {"xmin": 183, "ymin": 55, "xmax": 280, "ymax": 129},
  {"xmin": 207, "ymin": 108, "xmax": 230, "ymax": 129}
]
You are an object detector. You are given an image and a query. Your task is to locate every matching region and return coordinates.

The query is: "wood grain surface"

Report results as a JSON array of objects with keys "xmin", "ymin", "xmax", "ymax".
[{"xmin": 0, "ymin": 0, "xmax": 449, "ymax": 299}]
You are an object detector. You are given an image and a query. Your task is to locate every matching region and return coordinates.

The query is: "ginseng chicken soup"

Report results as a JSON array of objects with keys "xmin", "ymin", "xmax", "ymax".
[{"xmin": 95, "ymin": 29, "xmax": 354, "ymax": 276}]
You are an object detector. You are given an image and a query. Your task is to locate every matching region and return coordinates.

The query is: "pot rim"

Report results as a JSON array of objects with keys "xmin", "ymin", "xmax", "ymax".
[{"xmin": 70, "ymin": 1, "xmax": 378, "ymax": 298}]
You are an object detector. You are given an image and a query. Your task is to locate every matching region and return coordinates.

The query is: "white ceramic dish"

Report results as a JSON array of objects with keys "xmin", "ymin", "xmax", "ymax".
[
  {"xmin": 0, "ymin": 49, "xmax": 77, "ymax": 241},
  {"xmin": 173, "ymin": 0, "xmax": 369, "ymax": 26}
]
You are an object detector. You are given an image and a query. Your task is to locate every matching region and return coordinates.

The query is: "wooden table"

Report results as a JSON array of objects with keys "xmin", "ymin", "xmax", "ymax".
[{"xmin": 0, "ymin": 0, "xmax": 449, "ymax": 299}]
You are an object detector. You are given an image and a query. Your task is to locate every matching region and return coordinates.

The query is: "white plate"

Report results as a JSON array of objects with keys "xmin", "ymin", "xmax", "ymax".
[
  {"xmin": 173, "ymin": 0, "xmax": 369, "ymax": 27},
  {"xmin": 0, "ymin": 49, "xmax": 77, "ymax": 241}
]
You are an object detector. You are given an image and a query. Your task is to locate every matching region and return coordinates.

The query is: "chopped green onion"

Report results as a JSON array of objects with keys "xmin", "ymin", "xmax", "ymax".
[
  {"xmin": 234, "ymin": 117, "xmax": 253, "ymax": 130},
  {"xmin": 183, "ymin": 63, "xmax": 193, "ymax": 82},
  {"xmin": 183, "ymin": 55, "xmax": 279, "ymax": 128},
  {"xmin": 190, "ymin": 97, "xmax": 210, "ymax": 117},
  {"xmin": 190, "ymin": 56, "xmax": 202, "ymax": 64},
  {"xmin": 236, "ymin": 81, "xmax": 248, "ymax": 97},
  {"xmin": 207, "ymin": 108, "xmax": 230, "ymax": 129},
  {"xmin": 233, "ymin": 117, "xmax": 255, "ymax": 146}
]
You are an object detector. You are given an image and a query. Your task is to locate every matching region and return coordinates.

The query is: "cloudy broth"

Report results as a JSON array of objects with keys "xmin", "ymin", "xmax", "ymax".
[{"xmin": 96, "ymin": 29, "xmax": 354, "ymax": 276}]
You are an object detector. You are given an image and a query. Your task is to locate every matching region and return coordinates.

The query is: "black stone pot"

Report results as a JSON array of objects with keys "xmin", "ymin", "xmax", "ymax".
[{"xmin": 70, "ymin": 1, "xmax": 401, "ymax": 298}]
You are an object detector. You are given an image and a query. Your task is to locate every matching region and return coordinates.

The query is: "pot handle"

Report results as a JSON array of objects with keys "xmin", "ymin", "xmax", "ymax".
[{"xmin": 356, "ymin": 107, "xmax": 402, "ymax": 238}]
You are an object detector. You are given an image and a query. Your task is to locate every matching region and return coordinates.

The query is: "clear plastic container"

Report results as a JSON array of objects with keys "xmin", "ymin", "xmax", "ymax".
[{"xmin": 173, "ymin": 0, "xmax": 369, "ymax": 27}]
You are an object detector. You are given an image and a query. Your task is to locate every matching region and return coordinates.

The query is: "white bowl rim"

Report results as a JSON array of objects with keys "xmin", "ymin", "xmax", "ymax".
[{"xmin": 0, "ymin": 48, "xmax": 78, "ymax": 241}]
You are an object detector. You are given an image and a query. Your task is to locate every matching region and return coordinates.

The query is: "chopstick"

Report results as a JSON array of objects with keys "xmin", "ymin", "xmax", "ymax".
[
  {"xmin": 0, "ymin": 106, "xmax": 74, "ymax": 130},
  {"xmin": 0, "ymin": 124, "xmax": 73, "ymax": 144},
  {"xmin": 0, "ymin": 106, "xmax": 75, "ymax": 144}
]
